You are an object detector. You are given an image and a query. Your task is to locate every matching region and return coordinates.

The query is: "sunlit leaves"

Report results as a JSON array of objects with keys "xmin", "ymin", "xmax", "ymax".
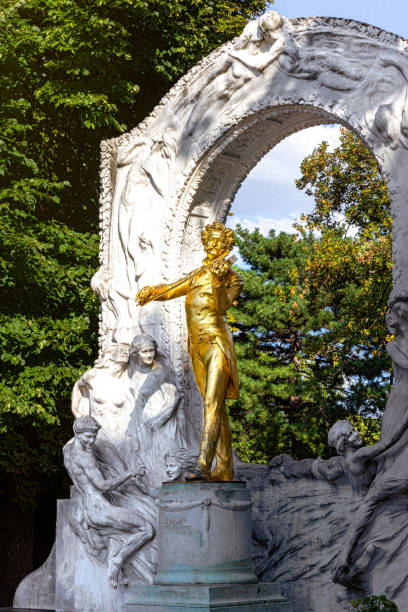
[
  {"xmin": 228, "ymin": 129, "xmax": 392, "ymax": 464},
  {"xmin": 1, "ymin": 0, "xmax": 269, "ymax": 507}
]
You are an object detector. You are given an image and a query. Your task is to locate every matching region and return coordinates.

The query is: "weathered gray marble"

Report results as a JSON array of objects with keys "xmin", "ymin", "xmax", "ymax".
[
  {"xmin": 124, "ymin": 583, "xmax": 291, "ymax": 611},
  {"xmin": 125, "ymin": 481, "xmax": 290, "ymax": 611},
  {"xmin": 13, "ymin": 543, "xmax": 56, "ymax": 610},
  {"xmin": 155, "ymin": 482, "xmax": 257, "ymax": 585},
  {"xmin": 237, "ymin": 325, "xmax": 408, "ymax": 611}
]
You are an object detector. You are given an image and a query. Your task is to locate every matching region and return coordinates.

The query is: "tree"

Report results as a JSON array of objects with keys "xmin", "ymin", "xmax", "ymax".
[
  {"xmin": 1, "ymin": 0, "xmax": 270, "ymax": 603},
  {"xmin": 228, "ymin": 129, "xmax": 392, "ymax": 463},
  {"xmin": 0, "ymin": 0, "xmax": 269, "ymax": 506},
  {"xmin": 296, "ymin": 128, "xmax": 392, "ymax": 428},
  {"xmin": 351, "ymin": 594, "xmax": 398, "ymax": 611}
]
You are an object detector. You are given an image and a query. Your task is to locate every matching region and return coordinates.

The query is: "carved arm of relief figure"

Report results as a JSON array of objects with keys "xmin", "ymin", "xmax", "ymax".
[{"xmin": 141, "ymin": 381, "xmax": 180, "ymax": 432}]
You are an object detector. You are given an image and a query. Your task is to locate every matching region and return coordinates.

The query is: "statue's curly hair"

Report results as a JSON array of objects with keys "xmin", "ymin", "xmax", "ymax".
[
  {"xmin": 328, "ymin": 420, "xmax": 354, "ymax": 455},
  {"xmin": 73, "ymin": 415, "xmax": 101, "ymax": 434},
  {"xmin": 164, "ymin": 448, "xmax": 197, "ymax": 470},
  {"xmin": 201, "ymin": 221, "xmax": 235, "ymax": 251},
  {"xmin": 130, "ymin": 333, "xmax": 158, "ymax": 355}
]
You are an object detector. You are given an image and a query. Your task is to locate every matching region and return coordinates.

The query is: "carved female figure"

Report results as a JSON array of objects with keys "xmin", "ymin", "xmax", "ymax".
[
  {"xmin": 185, "ymin": 12, "xmax": 292, "ymax": 137},
  {"xmin": 127, "ymin": 334, "xmax": 184, "ymax": 484},
  {"xmin": 116, "ymin": 131, "xmax": 177, "ymax": 290},
  {"xmin": 163, "ymin": 448, "xmax": 197, "ymax": 482},
  {"xmin": 71, "ymin": 343, "xmax": 132, "ymax": 438},
  {"xmin": 331, "ymin": 297, "xmax": 408, "ymax": 586}
]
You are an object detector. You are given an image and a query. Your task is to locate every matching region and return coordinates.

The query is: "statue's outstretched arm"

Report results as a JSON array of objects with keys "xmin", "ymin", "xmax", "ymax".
[
  {"xmin": 136, "ymin": 276, "xmax": 190, "ymax": 305},
  {"xmin": 311, "ymin": 456, "xmax": 344, "ymax": 481},
  {"xmin": 142, "ymin": 384, "xmax": 180, "ymax": 431},
  {"xmin": 86, "ymin": 464, "xmax": 135, "ymax": 492},
  {"xmin": 353, "ymin": 413, "xmax": 408, "ymax": 464}
]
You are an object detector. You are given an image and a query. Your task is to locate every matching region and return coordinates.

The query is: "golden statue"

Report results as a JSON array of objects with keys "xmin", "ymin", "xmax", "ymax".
[{"xmin": 136, "ymin": 222, "xmax": 243, "ymax": 481}]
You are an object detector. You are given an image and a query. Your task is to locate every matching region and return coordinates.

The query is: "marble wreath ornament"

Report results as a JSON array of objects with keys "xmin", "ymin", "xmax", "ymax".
[{"xmin": 136, "ymin": 221, "xmax": 243, "ymax": 482}]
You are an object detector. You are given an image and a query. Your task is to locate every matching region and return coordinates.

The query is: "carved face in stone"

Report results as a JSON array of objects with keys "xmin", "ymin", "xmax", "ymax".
[
  {"xmin": 165, "ymin": 457, "xmax": 183, "ymax": 481},
  {"xmin": 130, "ymin": 340, "xmax": 156, "ymax": 368},
  {"xmin": 204, "ymin": 230, "xmax": 226, "ymax": 261},
  {"xmin": 76, "ymin": 429, "xmax": 98, "ymax": 451},
  {"xmin": 386, "ymin": 300, "xmax": 408, "ymax": 336},
  {"xmin": 258, "ymin": 11, "xmax": 283, "ymax": 41},
  {"xmin": 129, "ymin": 334, "xmax": 158, "ymax": 370},
  {"xmin": 328, "ymin": 420, "xmax": 362, "ymax": 455},
  {"xmin": 342, "ymin": 423, "xmax": 363, "ymax": 450},
  {"xmin": 110, "ymin": 343, "xmax": 129, "ymax": 365}
]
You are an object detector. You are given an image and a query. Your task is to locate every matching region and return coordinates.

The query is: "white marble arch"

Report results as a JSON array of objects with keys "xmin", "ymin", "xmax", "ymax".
[{"xmin": 98, "ymin": 10, "xmax": 408, "ymax": 437}]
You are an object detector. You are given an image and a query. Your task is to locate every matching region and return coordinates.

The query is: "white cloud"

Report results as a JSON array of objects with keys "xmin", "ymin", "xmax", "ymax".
[
  {"xmin": 248, "ymin": 124, "xmax": 342, "ymax": 185},
  {"xmin": 231, "ymin": 213, "xmax": 299, "ymax": 235},
  {"xmin": 227, "ymin": 214, "xmax": 301, "ymax": 268}
]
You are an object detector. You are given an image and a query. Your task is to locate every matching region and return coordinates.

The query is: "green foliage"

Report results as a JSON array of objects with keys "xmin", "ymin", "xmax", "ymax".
[
  {"xmin": 351, "ymin": 594, "xmax": 398, "ymax": 611},
  {"xmin": 228, "ymin": 228, "xmax": 330, "ymax": 461},
  {"xmin": 228, "ymin": 129, "xmax": 392, "ymax": 463},
  {"xmin": 1, "ymin": 0, "xmax": 268, "ymax": 507}
]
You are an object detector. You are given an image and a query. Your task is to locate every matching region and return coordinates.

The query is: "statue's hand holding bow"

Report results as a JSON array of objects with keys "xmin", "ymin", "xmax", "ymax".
[
  {"xmin": 136, "ymin": 286, "xmax": 156, "ymax": 306},
  {"xmin": 210, "ymin": 257, "xmax": 233, "ymax": 280}
]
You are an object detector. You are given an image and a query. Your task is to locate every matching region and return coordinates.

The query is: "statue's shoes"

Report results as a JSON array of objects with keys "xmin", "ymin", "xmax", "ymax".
[
  {"xmin": 210, "ymin": 469, "xmax": 234, "ymax": 481},
  {"xmin": 185, "ymin": 468, "xmax": 209, "ymax": 481}
]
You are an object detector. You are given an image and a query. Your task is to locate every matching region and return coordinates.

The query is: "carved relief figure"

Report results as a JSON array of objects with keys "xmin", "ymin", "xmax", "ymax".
[
  {"xmin": 258, "ymin": 12, "xmax": 363, "ymax": 91},
  {"xmin": 184, "ymin": 9, "xmax": 363, "ymax": 140},
  {"xmin": 270, "ymin": 420, "xmax": 396, "ymax": 495},
  {"xmin": 91, "ymin": 267, "xmax": 138, "ymax": 336},
  {"xmin": 137, "ymin": 222, "xmax": 243, "ymax": 481},
  {"xmin": 116, "ymin": 131, "xmax": 177, "ymax": 290},
  {"xmin": 332, "ymin": 297, "xmax": 408, "ymax": 585},
  {"xmin": 185, "ymin": 12, "xmax": 293, "ymax": 137},
  {"xmin": 63, "ymin": 416, "xmax": 155, "ymax": 588},
  {"xmin": 71, "ymin": 343, "xmax": 132, "ymax": 438},
  {"xmin": 126, "ymin": 333, "xmax": 184, "ymax": 483},
  {"xmin": 163, "ymin": 448, "xmax": 197, "ymax": 482},
  {"xmin": 369, "ymin": 88, "xmax": 408, "ymax": 150},
  {"xmin": 312, "ymin": 420, "xmax": 377, "ymax": 494},
  {"xmin": 380, "ymin": 296, "xmax": 408, "ymax": 443},
  {"xmin": 366, "ymin": 56, "xmax": 408, "ymax": 150},
  {"xmin": 288, "ymin": 41, "xmax": 362, "ymax": 92}
]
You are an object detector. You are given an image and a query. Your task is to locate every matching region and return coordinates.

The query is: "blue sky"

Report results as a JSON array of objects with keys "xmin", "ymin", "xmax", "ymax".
[
  {"xmin": 273, "ymin": 0, "xmax": 408, "ymax": 38},
  {"xmin": 228, "ymin": 1, "xmax": 408, "ymax": 242}
]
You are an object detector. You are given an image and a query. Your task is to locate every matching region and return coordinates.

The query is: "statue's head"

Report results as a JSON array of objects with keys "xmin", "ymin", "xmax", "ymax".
[
  {"xmin": 73, "ymin": 415, "xmax": 101, "ymax": 449},
  {"xmin": 129, "ymin": 333, "xmax": 157, "ymax": 368},
  {"xmin": 109, "ymin": 343, "xmax": 129, "ymax": 365},
  {"xmin": 94, "ymin": 343, "xmax": 129, "ymax": 370},
  {"xmin": 387, "ymin": 295, "xmax": 408, "ymax": 335},
  {"xmin": 328, "ymin": 420, "xmax": 362, "ymax": 455},
  {"xmin": 258, "ymin": 11, "xmax": 283, "ymax": 38},
  {"xmin": 164, "ymin": 448, "xmax": 197, "ymax": 481},
  {"xmin": 201, "ymin": 222, "xmax": 235, "ymax": 260}
]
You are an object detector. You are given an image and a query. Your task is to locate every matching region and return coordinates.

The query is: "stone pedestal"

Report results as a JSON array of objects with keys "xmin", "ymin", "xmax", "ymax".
[
  {"xmin": 155, "ymin": 481, "xmax": 257, "ymax": 585},
  {"xmin": 125, "ymin": 482, "xmax": 291, "ymax": 611},
  {"xmin": 125, "ymin": 583, "xmax": 291, "ymax": 611}
]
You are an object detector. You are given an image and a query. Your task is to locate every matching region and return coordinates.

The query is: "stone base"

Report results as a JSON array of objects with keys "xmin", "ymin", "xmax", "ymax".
[
  {"xmin": 155, "ymin": 481, "xmax": 257, "ymax": 586},
  {"xmin": 124, "ymin": 583, "xmax": 292, "ymax": 611}
]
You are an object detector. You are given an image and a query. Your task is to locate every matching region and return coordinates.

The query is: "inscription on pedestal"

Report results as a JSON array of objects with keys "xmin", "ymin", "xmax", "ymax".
[{"xmin": 163, "ymin": 515, "xmax": 192, "ymax": 535}]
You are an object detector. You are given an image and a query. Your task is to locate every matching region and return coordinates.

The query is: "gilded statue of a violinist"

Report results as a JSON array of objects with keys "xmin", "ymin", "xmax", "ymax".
[{"xmin": 136, "ymin": 222, "xmax": 243, "ymax": 481}]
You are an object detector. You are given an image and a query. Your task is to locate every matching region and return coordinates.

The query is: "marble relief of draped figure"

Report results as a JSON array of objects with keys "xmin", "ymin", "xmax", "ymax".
[
  {"xmin": 126, "ymin": 334, "xmax": 185, "ymax": 485},
  {"xmin": 116, "ymin": 131, "xmax": 177, "ymax": 289}
]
